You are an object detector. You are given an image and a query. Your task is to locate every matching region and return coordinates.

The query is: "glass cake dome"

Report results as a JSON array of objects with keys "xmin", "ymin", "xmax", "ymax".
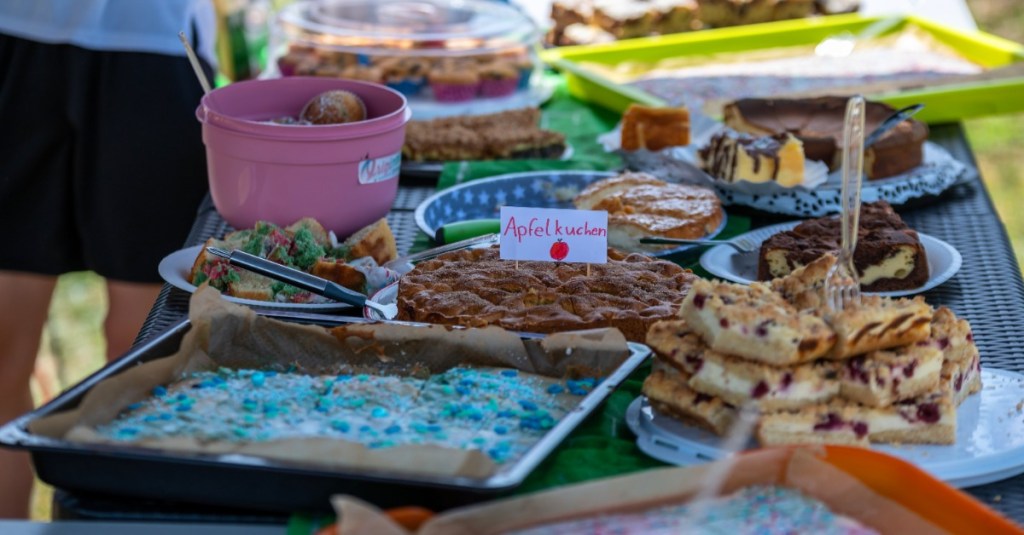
[
  {"xmin": 268, "ymin": 0, "xmax": 547, "ymax": 116},
  {"xmin": 274, "ymin": 0, "xmax": 540, "ymax": 56}
]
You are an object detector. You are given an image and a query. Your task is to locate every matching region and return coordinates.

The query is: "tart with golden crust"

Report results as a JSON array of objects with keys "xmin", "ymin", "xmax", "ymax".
[{"xmin": 573, "ymin": 173, "xmax": 724, "ymax": 254}]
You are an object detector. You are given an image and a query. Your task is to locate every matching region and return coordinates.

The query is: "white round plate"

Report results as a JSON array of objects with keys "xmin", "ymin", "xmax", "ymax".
[
  {"xmin": 158, "ymin": 245, "xmax": 355, "ymax": 311},
  {"xmin": 699, "ymin": 220, "xmax": 962, "ymax": 297},
  {"xmin": 626, "ymin": 368, "xmax": 1024, "ymax": 488}
]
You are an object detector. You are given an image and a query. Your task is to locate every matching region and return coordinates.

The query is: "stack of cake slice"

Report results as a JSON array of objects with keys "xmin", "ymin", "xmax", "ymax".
[{"xmin": 643, "ymin": 254, "xmax": 982, "ymax": 447}]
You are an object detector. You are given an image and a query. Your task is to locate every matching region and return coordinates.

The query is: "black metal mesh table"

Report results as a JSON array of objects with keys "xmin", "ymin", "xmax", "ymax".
[{"xmin": 100, "ymin": 123, "xmax": 1024, "ymax": 523}]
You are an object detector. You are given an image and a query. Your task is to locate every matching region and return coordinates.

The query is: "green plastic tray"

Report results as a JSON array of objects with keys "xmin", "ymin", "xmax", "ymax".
[{"xmin": 542, "ymin": 14, "xmax": 1024, "ymax": 123}]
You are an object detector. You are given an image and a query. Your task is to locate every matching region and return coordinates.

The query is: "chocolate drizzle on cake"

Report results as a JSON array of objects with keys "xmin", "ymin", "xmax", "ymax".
[{"xmin": 700, "ymin": 132, "xmax": 787, "ymax": 182}]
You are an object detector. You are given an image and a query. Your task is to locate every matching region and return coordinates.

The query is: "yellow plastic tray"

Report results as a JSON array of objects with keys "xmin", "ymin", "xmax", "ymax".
[{"xmin": 542, "ymin": 14, "xmax": 1024, "ymax": 123}]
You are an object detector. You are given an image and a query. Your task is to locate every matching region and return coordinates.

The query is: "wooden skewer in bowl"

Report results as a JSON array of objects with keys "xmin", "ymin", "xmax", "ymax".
[{"xmin": 178, "ymin": 30, "xmax": 212, "ymax": 95}]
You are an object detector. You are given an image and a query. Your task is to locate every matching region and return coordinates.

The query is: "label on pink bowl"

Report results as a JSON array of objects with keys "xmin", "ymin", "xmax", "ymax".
[{"xmin": 358, "ymin": 152, "xmax": 402, "ymax": 184}]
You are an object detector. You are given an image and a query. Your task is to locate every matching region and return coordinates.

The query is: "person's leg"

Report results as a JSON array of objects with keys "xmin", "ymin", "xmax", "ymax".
[
  {"xmin": 0, "ymin": 272, "xmax": 57, "ymax": 518},
  {"xmin": 103, "ymin": 281, "xmax": 161, "ymax": 361}
]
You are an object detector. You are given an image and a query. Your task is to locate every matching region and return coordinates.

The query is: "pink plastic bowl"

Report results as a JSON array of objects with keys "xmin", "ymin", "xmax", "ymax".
[{"xmin": 196, "ymin": 77, "xmax": 410, "ymax": 237}]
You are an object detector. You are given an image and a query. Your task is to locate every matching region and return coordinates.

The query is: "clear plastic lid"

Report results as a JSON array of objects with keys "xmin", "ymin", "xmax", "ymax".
[{"xmin": 276, "ymin": 0, "xmax": 540, "ymax": 56}]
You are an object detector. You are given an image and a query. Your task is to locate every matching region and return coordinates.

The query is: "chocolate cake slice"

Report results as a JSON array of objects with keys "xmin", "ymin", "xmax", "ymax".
[{"xmin": 758, "ymin": 201, "xmax": 929, "ymax": 292}]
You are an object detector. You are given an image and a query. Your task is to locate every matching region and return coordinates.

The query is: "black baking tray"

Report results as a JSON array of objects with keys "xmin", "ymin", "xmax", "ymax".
[{"xmin": 0, "ymin": 310, "xmax": 650, "ymax": 514}]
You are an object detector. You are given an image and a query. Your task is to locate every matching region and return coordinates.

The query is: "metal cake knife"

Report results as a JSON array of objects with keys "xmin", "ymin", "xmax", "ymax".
[{"xmin": 206, "ymin": 247, "xmax": 398, "ymax": 320}]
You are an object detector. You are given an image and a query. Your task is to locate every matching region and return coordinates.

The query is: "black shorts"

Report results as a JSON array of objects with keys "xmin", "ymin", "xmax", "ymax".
[{"xmin": 0, "ymin": 33, "xmax": 213, "ymax": 283}]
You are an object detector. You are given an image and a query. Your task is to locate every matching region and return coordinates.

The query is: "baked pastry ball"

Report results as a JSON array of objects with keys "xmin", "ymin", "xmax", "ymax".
[{"xmin": 300, "ymin": 90, "xmax": 367, "ymax": 125}]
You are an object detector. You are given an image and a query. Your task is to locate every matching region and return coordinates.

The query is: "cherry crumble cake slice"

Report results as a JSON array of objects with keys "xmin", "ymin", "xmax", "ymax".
[
  {"xmin": 679, "ymin": 279, "xmax": 836, "ymax": 366},
  {"xmin": 758, "ymin": 391, "xmax": 956, "ymax": 447},
  {"xmin": 839, "ymin": 343, "xmax": 943, "ymax": 408},
  {"xmin": 645, "ymin": 319, "xmax": 839, "ymax": 411},
  {"xmin": 643, "ymin": 367, "xmax": 738, "ymax": 436},
  {"xmin": 828, "ymin": 295, "xmax": 934, "ymax": 359}
]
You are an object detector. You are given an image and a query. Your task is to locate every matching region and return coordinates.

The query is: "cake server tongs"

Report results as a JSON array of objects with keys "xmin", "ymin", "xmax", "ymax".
[{"xmin": 206, "ymin": 247, "xmax": 398, "ymax": 320}]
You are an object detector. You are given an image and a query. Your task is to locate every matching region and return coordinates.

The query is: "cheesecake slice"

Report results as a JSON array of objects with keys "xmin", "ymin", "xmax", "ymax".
[
  {"xmin": 679, "ymin": 279, "xmax": 837, "ymax": 366},
  {"xmin": 758, "ymin": 201, "xmax": 929, "ymax": 293},
  {"xmin": 698, "ymin": 132, "xmax": 806, "ymax": 187},
  {"xmin": 758, "ymin": 392, "xmax": 956, "ymax": 447},
  {"xmin": 839, "ymin": 344, "xmax": 943, "ymax": 408}
]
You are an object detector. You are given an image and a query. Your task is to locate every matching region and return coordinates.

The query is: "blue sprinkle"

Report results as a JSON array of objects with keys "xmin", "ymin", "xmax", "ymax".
[
  {"xmin": 175, "ymin": 404, "xmax": 191, "ymax": 412},
  {"xmin": 455, "ymin": 386, "xmax": 472, "ymax": 396},
  {"xmin": 501, "ymin": 370, "xmax": 518, "ymax": 377},
  {"xmin": 368, "ymin": 440, "xmax": 396, "ymax": 449},
  {"xmin": 357, "ymin": 374, "xmax": 369, "ymax": 382},
  {"xmin": 251, "ymin": 372, "xmax": 266, "ymax": 387},
  {"xmin": 371, "ymin": 407, "xmax": 390, "ymax": 419},
  {"xmin": 232, "ymin": 427, "xmax": 249, "ymax": 438},
  {"xmin": 385, "ymin": 425, "xmax": 402, "ymax": 435},
  {"xmin": 153, "ymin": 386, "xmax": 167, "ymax": 397},
  {"xmin": 331, "ymin": 420, "xmax": 351, "ymax": 433},
  {"xmin": 264, "ymin": 371, "xmax": 278, "ymax": 377},
  {"xmin": 459, "ymin": 378, "xmax": 475, "ymax": 386},
  {"xmin": 411, "ymin": 423, "xmax": 429, "ymax": 434},
  {"xmin": 159, "ymin": 413, "xmax": 173, "ymax": 421},
  {"xmin": 546, "ymin": 384, "xmax": 565, "ymax": 394},
  {"xmin": 176, "ymin": 393, "xmax": 188, "ymax": 401},
  {"xmin": 212, "ymin": 376, "xmax": 226, "ymax": 385},
  {"xmin": 126, "ymin": 402, "xmax": 144, "ymax": 411},
  {"xmin": 336, "ymin": 374, "xmax": 352, "ymax": 382},
  {"xmin": 426, "ymin": 424, "xmax": 443, "ymax": 433},
  {"xmin": 471, "ymin": 437, "xmax": 486, "ymax": 445},
  {"xmin": 117, "ymin": 428, "xmax": 138, "ymax": 437},
  {"xmin": 494, "ymin": 425, "xmax": 508, "ymax": 435},
  {"xmin": 143, "ymin": 415, "xmax": 160, "ymax": 423},
  {"xmin": 497, "ymin": 410, "xmax": 516, "ymax": 419},
  {"xmin": 518, "ymin": 400, "xmax": 538, "ymax": 411}
]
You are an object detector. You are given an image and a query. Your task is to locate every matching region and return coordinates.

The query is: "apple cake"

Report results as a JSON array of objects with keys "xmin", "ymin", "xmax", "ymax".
[{"xmin": 395, "ymin": 247, "xmax": 697, "ymax": 342}]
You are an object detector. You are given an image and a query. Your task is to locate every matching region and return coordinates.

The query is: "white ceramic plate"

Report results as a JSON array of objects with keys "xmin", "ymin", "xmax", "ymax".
[
  {"xmin": 158, "ymin": 245, "xmax": 355, "ymax": 311},
  {"xmin": 699, "ymin": 220, "xmax": 962, "ymax": 297},
  {"xmin": 626, "ymin": 368, "xmax": 1024, "ymax": 488}
]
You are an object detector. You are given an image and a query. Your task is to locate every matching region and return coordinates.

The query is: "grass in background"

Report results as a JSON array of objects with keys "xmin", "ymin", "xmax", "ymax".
[{"xmin": 23, "ymin": 0, "xmax": 1024, "ymax": 520}]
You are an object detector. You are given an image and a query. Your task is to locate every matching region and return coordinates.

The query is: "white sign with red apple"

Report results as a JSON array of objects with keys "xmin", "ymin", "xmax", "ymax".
[{"xmin": 499, "ymin": 206, "xmax": 608, "ymax": 264}]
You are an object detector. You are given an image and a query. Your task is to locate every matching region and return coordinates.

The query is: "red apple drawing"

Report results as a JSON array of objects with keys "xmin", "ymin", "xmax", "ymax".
[{"xmin": 550, "ymin": 239, "xmax": 569, "ymax": 261}]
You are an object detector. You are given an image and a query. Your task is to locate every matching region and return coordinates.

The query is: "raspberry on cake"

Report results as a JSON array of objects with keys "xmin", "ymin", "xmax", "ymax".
[
  {"xmin": 939, "ymin": 353, "xmax": 983, "ymax": 406},
  {"xmin": 839, "ymin": 344, "xmax": 943, "ymax": 408},
  {"xmin": 758, "ymin": 393, "xmax": 957, "ymax": 447},
  {"xmin": 929, "ymin": 306, "xmax": 980, "ymax": 364},
  {"xmin": 646, "ymin": 319, "xmax": 706, "ymax": 375},
  {"xmin": 679, "ymin": 279, "xmax": 837, "ymax": 366},
  {"xmin": 642, "ymin": 368, "xmax": 738, "ymax": 436},
  {"xmin": 758, "ymin": 401, "xmax": 871, "ymax": 447},
  {"xmin": 646, "ymin": 319, "xmax": 839, "ymax": 411}
]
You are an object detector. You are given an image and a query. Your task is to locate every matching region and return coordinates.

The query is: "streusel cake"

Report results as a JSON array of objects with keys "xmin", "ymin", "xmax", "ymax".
[{"xmin": 396, "ymin": 247, "xmax": 696, "ymax": 342}]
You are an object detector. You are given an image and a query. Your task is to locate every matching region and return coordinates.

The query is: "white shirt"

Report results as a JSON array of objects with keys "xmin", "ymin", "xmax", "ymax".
[{"xmin": 0, "ymin": 0, "xmax": 217, "ymax": 67}]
